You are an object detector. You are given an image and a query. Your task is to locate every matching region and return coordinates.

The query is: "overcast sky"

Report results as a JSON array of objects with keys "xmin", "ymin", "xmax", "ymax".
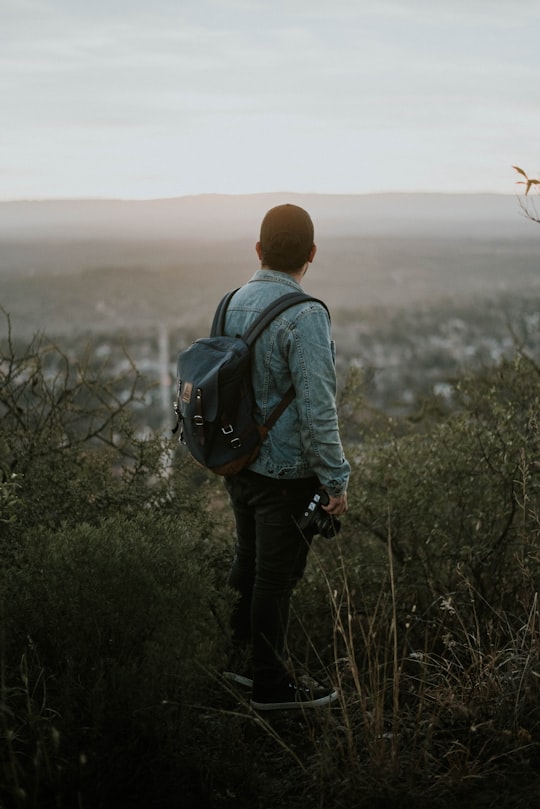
[{"xmin": 2, "ymin": 0, "xmax": 539, "ymax": 200}]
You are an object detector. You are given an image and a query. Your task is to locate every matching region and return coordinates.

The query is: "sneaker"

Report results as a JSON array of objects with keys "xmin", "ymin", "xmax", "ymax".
[
  {"xmin": 222, "ymin": 669, "xmax": 253, "ymax": 689},
  {"xmin": 251, "ymin": 678, "xmax": 338, "ymax": 711}
]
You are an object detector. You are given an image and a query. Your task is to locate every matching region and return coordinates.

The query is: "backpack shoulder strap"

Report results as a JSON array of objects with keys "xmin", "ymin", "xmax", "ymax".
[
  {"xmin": 243, "ymin": 292, "xmax": 329, "ymax": 346},
  {"xmin": 210, "ymin": 288, "xmax": 239, "ymax": 337}
]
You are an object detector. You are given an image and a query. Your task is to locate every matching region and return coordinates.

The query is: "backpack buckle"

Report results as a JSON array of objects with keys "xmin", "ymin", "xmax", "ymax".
[
  {"xmin": 222, "ymin": 424, "xmax": 234, "ymax": 435},
  {"xmin": 194, "ymin": 415, "xmax": 204, "ymax": 426},
  {"xmin": 230, "ymin": 437, "xmax": 242, "ymax": 449}
]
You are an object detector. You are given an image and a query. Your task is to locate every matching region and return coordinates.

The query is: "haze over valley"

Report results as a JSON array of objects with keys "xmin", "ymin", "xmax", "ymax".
[
  {"xmin": 1, "ymin": 193, "xmax": 539, "ymax": 425},
  {"xmin": 1, "ymin": 193, "xmax": 538, "ymax": 332}
]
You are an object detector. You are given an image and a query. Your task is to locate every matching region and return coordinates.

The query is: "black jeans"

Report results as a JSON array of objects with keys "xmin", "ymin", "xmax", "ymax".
[{"xmin": 224, "ymin": 470, "xmax": 318, "ymax": 687}]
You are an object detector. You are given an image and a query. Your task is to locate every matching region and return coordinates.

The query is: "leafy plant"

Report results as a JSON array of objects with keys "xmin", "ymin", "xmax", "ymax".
[{"xmin": 513, "ymin": 165, "xmax": 540, "ymax": 223}]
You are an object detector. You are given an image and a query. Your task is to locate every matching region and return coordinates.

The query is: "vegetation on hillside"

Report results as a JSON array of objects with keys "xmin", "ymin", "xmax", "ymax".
[
  {"xmin": 514, "ymin": 165, "xmax": 540, "ymax": 223},
  {"xmin": 2, "ymin": 301, "xmax": 540, "ymax": 808}
]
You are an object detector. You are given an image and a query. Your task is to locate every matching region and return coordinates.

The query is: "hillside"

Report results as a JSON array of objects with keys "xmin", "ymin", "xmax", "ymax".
[{"xmin": 0, "ymin": 192, "xmax": 531, "ymax": 241}]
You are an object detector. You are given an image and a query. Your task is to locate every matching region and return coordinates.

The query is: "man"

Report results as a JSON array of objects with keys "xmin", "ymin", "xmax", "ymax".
[{"xmin": 223, "ymin": 203, "xmax": 350, "ymax": 711}]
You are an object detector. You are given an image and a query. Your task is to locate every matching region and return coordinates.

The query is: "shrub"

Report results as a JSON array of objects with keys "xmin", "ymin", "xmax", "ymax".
[
  {"xmin": 0, "ymin": 511, "xmax": 232, "ymax": 808},
  {"xmin": 347, "ymin": 353, "xmax": 540, "ymax": 614},
  {"xmin": 0, "ymin": 315, "xmax": 235, "ymax": 807}
]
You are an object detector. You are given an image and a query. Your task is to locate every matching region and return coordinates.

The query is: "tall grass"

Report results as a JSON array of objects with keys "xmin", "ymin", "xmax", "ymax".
[{"xmin": 276, "ymin": 517, "xmax": 540, "ymax": 809}]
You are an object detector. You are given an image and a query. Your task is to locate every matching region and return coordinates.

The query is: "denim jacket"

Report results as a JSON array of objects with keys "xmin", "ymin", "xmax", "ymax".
[{"xmin": 223, "ymin": 269, "xmax": 350, "ymax": 496}]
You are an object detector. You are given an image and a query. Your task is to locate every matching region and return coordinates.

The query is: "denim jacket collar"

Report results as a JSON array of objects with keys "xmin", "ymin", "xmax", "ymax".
[{"xmin": 248, "ymin": 269, "xmax": 304, "ymax": 291}]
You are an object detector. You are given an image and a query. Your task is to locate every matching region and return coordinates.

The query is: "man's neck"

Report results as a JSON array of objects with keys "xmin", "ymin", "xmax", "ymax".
[{"xmin": 289, "ymin": 265, "xmax": 308, "ymax": 283}]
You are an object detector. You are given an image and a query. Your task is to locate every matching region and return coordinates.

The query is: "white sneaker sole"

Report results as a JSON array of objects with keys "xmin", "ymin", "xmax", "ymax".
[
  {"xmin": 223, "ymin": 671, "xmax": 254, "ymax": 688},
  {"xmin": 251, "ymin": 689, "xmax": 338, "ymax": 711}
]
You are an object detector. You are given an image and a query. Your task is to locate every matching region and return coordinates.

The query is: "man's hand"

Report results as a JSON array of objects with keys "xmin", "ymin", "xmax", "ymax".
[{"xmin": 322, "ymin": 492, "xmax": 348, "ymax": 516}]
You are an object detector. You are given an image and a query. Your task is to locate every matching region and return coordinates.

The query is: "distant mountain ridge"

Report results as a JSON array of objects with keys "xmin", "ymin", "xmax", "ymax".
[{"xmin": 0, "ymin": 193, "xmax": 531, "ymax": 241}]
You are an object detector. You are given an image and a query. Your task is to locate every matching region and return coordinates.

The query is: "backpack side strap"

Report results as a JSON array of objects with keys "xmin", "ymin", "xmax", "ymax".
[{"xmin": 260, "ymin": 385, "xmax": 296, "ymax": 436}]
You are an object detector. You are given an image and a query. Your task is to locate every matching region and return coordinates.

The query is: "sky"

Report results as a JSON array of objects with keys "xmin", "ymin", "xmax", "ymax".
[{"xmin": 1, "ymin": 0, "xmax": 539, "ymax": 200}]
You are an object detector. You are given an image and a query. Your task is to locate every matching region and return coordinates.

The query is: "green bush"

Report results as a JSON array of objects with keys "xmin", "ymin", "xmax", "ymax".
[
  {"xmin": 0, "ymin": 319, "xmax": 236, "ymax": 807},
  {"xmin": 347, "ymin": 353, "xmax": 540, "ymax": 613},
  {"xmin": 0, "ymin": 511, "xmax": 233, "ymax": 808}
]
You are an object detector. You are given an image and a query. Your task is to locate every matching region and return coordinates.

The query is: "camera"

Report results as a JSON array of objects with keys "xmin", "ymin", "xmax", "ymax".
[{"xmin": 297, "ymin": 490, "xmax": 341, "ymax": 538}]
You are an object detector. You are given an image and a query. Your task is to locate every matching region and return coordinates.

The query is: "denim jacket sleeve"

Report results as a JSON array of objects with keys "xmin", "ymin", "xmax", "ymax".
[{"xmin": 280, "ymin": 305, "xmax": 350, "ymax": 495}]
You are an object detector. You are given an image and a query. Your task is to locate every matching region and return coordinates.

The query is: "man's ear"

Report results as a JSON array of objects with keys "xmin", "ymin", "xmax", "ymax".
[
  {"xmin": 255, "ymin": 241, "xmax": 263, "ymax": 261},
  {"xmin": 308, "ymin": 244, "xmax": 317, "ymax": 263}
]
